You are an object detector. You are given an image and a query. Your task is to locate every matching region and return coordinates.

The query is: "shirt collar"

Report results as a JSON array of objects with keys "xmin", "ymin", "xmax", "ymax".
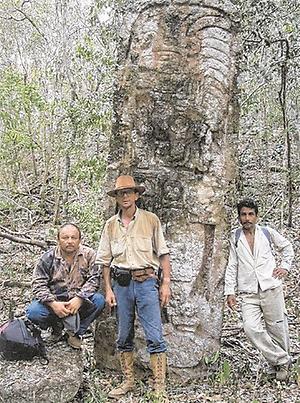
[
  {"xmin": 55, "ymin": 244, "xmax": 84, "ymax": 259},
  {"xmin": 117, "ymin": 206, "xmax": 139, "ymax": 222}
]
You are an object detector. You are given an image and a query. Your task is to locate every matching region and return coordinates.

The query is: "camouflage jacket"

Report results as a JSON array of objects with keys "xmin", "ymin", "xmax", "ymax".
[{"xmin": 32, "ymin": 245, "xmax": 101, "ymax": 303}]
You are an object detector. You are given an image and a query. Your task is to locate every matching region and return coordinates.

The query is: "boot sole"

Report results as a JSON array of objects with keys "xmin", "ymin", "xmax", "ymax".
[{"xmin": 108, "ymin": 387, "xmax": 135, "ymax": 399}]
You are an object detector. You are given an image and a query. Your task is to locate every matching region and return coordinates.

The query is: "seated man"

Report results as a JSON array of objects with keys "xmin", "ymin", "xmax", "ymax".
[{"xmin": 26, "ymin": 223, "xmax": 105, "ymax": 349}]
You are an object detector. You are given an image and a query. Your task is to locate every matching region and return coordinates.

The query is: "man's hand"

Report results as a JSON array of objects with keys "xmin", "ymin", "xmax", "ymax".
[
  {"xmin": 226, "ymin": 295, "xmax": 237, "ymax": 310},
  {"xmin": 65, "ymin": 296, "xmax": 83, "ymax": 315},
  {"xmin": 106, "ymin": 288, "xmax": 117, "ymax": 308},
  {"xmin": 159, "ymin": 282, "xmax": 171, "ymax": 307},
  {"xmin": 47, "ymin": 301, "xmax": 71, "ymax": 318},
  {"xmin": 273, "ymin": 267, "xmax": 288, "ymax": 279}
]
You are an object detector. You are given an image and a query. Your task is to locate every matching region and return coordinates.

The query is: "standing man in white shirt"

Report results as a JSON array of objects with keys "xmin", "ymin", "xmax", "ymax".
[{"xmin": 225, "ymin": 198, "xmax": 294, "ymax": 381}]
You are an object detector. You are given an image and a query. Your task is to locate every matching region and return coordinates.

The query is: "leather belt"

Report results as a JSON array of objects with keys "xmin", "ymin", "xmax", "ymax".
[
  {"xmin": 112, "ymin": 266, "xmax": 155, "ymax": 283},
  {"xmin": 130, "ymin": 267, "xmax": 155, "ymax": 282}
]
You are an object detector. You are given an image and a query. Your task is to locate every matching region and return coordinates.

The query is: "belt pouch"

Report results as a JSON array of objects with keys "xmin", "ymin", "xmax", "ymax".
[{"xmin": 115, "ymin": 271, "xmax": 131, "ymax": 287}]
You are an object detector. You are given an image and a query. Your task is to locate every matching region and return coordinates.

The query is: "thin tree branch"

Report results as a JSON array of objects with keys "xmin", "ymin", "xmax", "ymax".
[
  {"xmin": 13, "ymin": 7, "xmax": 48, "ymax": 42},
  {"xmin": 0, "ymin": 231, "xmax": 55, "ymax": 250},
  {"xmin": 1, "ymin": 280, "xmax": 31, "ymax": 288}
]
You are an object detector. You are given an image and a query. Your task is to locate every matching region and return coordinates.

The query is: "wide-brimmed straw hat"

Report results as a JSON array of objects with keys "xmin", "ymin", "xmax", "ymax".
[{"xmin": 107, "ymin": 175, "xmax": 146, "ymax": 197}]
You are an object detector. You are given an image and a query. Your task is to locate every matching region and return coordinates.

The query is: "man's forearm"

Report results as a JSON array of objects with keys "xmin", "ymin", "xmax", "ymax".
[
  {"xmin": 159, "ymin": 254, "xmax": 171, "ymax": 284},
  {"xmin": 77, "ymin": 263, "xmax": 101, "ymax": 299},
  {"xmin": 224, "ymin": 245, "xmax": 238, "ymax": 296},
  {"xmin": 33, "ymin": 282, "xmax": 56, "ymax": 303},
  {"xmin": 46, "ymin": 300, "xmax": 57, "ymax": 308},
  {"xmin": 103, "ymin": 266, "xmax": 112, "ymax": 291},
  {"xmin": 271, "ymin": 228, "xmax": 294, "ymax": 270},
  {"xmin": 32, "ymin": 265, "xmax": 55, "ymax": 303}
]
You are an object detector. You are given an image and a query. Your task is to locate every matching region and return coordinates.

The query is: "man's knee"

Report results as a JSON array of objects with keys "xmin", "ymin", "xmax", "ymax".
[
  {"xmin": 243, "ymin": 320, "xmax": 261, "ymax": 340},
  {"xmin": 26, "ymin": 300, "xmax": 50, "ymax": 323},
  {"xmin": 90, "ymin": 293, "xmax": 105, "ymax": 312}
]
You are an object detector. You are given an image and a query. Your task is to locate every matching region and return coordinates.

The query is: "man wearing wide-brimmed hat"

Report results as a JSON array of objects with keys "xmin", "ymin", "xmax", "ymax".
[{"xmin": 96, "ymin": 175, "xmax": 171, "ymax": 400}]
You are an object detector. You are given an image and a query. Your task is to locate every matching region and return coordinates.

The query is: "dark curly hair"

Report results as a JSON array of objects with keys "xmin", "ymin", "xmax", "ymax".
[{"xmin": 237, "ymin": 198, "xmax": 258, "ymax": 216}]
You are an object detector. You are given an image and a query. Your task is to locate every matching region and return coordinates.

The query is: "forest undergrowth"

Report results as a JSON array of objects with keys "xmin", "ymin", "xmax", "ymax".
[{"xmin": 0, "ymin": 212, "xmax": 299, "ymax": 403}]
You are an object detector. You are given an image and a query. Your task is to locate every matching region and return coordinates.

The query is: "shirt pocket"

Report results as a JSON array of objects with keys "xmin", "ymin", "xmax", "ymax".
[
  {"xmin": 111, "ymin": 239, "xmax": 124, "ymax": 257},
  {"xmin": 136, "ymin": 236, "xmax": 152, "ymax": 252}
]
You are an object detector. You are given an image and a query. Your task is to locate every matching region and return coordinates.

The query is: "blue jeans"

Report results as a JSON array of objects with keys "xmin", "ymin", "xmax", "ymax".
[
  {"xmin": 113, "ymin": 277, "xmax": 166, "ymax": 354},
  {"xmin": 26, "ymin": 293, "xmax": 105, "ymax": 336}
]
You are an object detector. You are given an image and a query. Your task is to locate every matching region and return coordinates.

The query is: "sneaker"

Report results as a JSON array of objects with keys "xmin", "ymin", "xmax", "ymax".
[
  {"xmin": 67, "ymin": 332, "xmax": 82, "ymax": 349},
  {"xmin": 265, "ymin": 364, "xmax": 277, "ymax": 376},
  {"xmin": 45, "ymin": 323, "xmax": 63, "ymax": 345},
  {"xmin": 276, "ymin": 362, "xmax": 291, "ymax": 381}
]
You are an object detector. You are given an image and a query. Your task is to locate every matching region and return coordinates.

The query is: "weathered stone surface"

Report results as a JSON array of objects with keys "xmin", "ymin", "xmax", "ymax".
[
  {"xmin": 0, "ymin": 342, "xmax": 83, "ymax": 403},
  {"xmin": 95, "ymin": 0, "xmax": 239, "ymax": 379}
]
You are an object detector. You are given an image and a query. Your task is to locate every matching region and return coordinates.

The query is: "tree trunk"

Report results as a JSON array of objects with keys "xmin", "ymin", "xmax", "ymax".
[{"xmin": 95, "ymin": 0, "xmax": 239, "ymax": 380}]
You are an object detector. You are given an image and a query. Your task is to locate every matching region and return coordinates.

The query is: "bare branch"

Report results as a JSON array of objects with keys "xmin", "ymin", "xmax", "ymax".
[
  {"xmin": 21, "ymin": 0, "xmax": 31, "ymax": 7},
  {"xmin": 0, "ymin": 14, "xmax": 26, "ymax": 21},
  {"xmin": 13, "ymin": 7, "xmax": 48, "ymax": 42},
  {"xmin": 1, "ymin": 279, "xmax": 31, "ymax": 288},
  {"xmin": 0, "ymin": 230, "xmax": 55, "ymax": 250}
]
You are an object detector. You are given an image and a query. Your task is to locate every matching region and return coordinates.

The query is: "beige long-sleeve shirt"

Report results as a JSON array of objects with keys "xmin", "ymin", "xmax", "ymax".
[
  {"xmin": 95, "ymin": 208, "xmax": 169, "ymax": 270},
  {"xmin": 224, "ymin": 225, "xmax": 294, "ymax": 295}
]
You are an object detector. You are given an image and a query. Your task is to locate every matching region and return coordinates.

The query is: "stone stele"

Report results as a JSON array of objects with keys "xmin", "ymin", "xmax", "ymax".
[{"xmin": 94, "ymin": 0, "xmax": 239, "ymax": 380}]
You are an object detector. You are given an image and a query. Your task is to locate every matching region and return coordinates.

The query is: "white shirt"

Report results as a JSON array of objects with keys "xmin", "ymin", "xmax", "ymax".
[{"xmin": 224, "ymin": 225, "xmax": 294, "ymax": 295}]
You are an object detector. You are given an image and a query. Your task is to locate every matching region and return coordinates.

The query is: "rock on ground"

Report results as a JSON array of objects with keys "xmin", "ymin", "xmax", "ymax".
[{"xmin": 0, "ymin": 340, "xmax": 83, "ymax": 403}]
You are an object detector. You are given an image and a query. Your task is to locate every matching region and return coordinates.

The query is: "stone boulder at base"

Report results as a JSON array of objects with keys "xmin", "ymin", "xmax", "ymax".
[{"xmin": 0, "ymin": 342, "xmax": 83, "ymax": 403}]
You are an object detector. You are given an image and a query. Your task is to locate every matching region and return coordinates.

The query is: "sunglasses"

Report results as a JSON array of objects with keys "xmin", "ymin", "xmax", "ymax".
[{"xmin": 116, "ymin": 188, "xmax": 136, "ymax": 197}]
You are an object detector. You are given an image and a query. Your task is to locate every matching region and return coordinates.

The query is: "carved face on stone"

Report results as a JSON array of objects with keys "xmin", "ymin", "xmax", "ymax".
[
  {"xmin": 114, "ymin": 3, "xmax": 237, "ymax": 220},
  {"xmin": 121, "ymin": 4, "xmax": 234, "ymax": 174}
]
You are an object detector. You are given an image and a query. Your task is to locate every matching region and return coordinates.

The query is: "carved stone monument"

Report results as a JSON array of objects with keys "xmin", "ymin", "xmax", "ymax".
[{"xmin": 95, "ymin": 0, "xmax": 239, "ymax": 379}]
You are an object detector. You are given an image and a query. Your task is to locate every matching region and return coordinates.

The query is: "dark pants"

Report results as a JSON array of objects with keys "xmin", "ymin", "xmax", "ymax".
[{"xmin": 26, "ymin": 293, "xmax": 105, "ymax": 336}]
